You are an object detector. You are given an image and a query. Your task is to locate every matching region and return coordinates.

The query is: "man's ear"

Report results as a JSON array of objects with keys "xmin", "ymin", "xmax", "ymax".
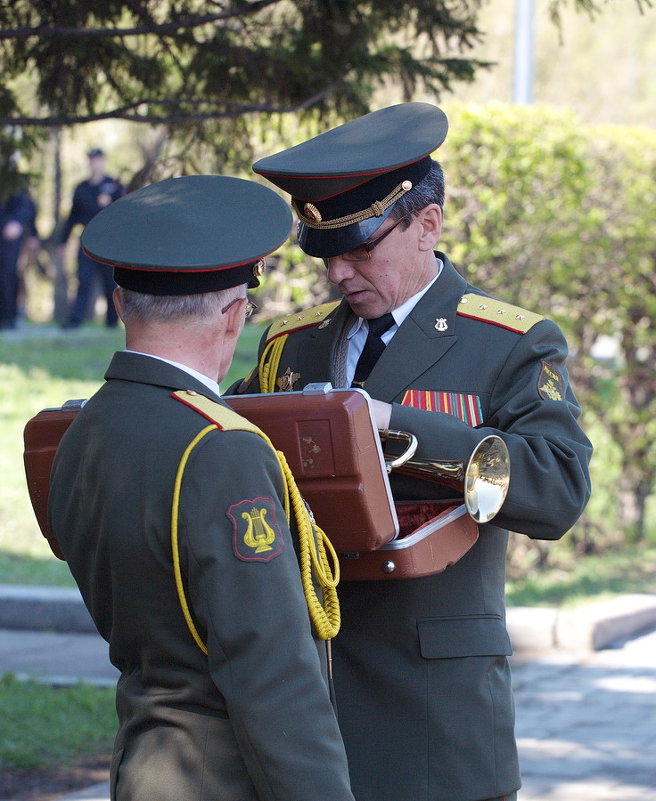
[
  {"xmin": 416, "ymin": 204, "xmax": 442, "ymax": 252},
  {"xmin": 222, "ymin": 296, "xmax": 247, "ymax": 340},
  {"xmin": 112, "ymin": 287, "xmax": 124, "ymax": 321}
]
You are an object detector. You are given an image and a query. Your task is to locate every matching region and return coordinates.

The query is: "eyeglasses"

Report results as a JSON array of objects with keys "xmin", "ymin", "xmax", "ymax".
[
  {"xmin": 221, "ymin": 297, "xmax": 258, "ymax": 319},
  {"xmin": 333, "ymin": 216, "xmax": 408, "ymax": 263}
]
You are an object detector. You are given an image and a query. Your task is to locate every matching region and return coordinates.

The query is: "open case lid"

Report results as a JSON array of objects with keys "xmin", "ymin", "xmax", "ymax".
[{"xmin": 226, "ymin": 384, "xmax": 399, "ymax": 552}]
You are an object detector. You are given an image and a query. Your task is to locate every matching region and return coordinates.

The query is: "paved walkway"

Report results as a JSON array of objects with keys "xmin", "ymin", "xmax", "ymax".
[
  {"xmin": 512, "ymin": 625, "xmax": 656, "ymax": 800},
  {"xmin": 2, "ymin": 601, "xmax": 655, "ymax": 800}
]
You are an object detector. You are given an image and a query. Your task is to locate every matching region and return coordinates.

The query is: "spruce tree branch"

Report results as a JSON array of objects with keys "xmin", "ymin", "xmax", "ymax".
[
  {"xmin": 0, "ymin": 86, "xmax": 340, "ymax": 127},
  {"xmin": 0, "ymin": 0, "xmax": 283, "ymax": 41}
]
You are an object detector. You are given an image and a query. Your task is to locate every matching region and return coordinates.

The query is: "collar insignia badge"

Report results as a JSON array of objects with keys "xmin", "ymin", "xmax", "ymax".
[{"xmin": 277, "ymin": 366, "xmax": 300, "ymax": 392}]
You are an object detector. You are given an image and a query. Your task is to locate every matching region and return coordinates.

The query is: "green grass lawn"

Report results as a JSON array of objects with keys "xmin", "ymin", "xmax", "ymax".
[{"xmin": 0, "ymin": 674, "xmax": 116, "ymax": 771}]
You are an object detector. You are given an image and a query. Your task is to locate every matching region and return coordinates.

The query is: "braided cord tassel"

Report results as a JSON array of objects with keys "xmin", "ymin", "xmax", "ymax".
[
  {"xmin": 259, "ymin": 335, "xmax": 288, "ymax": 393},
  {"xmin": 236, "ymin": 336, "xmax": 340, "ymax": 638},
  {"xmin": 275, "ymin": 447, "xmax": 341, "ymax": 640}
]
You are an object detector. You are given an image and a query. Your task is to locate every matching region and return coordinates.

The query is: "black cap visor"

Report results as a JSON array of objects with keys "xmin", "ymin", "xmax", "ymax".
[{"xmin": 297, "ymin": 204, "xmax": 395, "ymax": 259}]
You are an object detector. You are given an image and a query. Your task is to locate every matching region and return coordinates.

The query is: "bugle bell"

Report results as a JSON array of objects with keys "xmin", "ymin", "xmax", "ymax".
[{"xmin": 379, "ymin": 430, "xmax": 510, "ymax": 524}]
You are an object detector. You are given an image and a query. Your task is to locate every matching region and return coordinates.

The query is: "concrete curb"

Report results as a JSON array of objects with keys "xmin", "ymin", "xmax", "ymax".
[
  {"xmin": 0, "ymin": 584, "xmax": 96, "ymax": 633},
  {"xmin": 506, "ymin": 605, "xmax": 558, "ymax": 652},
  {"xmin": 506, "ymin": 593, "xmax": 656, "ymax": 652},
  {"xmin": 52, "ymin": 781, "xmax": 110, "ymax": 801},
  {"xmin": 555, "ymin": 593, "xmax": 656, "ymax": 651}
]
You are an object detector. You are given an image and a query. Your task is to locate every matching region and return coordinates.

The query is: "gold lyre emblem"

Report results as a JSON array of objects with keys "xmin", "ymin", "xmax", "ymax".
[
  {"xmin": 229, "ymin": 498, "xmax": 283, "ymax": 562},
  {"xmin": 242, "ymin": 506, "xmax": 276, "ymax": 554}
]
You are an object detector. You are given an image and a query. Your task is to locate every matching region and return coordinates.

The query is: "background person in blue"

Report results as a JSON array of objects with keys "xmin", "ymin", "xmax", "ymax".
[
  {"xmin": 230, "ymin": 103, "xmax": 593, "ymax": 801},
  {"xmin": 0, "ymin": 189, "xmax": 39, "ymax": 330},
  {"xmin": 58, "ymin": 147, "xmax": 125, "ymax": 329}
]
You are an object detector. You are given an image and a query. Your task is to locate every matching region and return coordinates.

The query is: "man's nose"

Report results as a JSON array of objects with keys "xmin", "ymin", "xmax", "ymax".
[{"xmin": 325, "ymin": 256, "xmax": 356, "ymax": 284}]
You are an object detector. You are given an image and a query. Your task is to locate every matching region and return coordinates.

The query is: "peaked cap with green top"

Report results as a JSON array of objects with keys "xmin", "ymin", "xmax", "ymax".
[
  {"xmin": 253, "ymin": 103, "xmax": 448, "ymax": 258},
  {"xmin": 81, "ymin": 175, "xmax": 292, "ymax": 295}
]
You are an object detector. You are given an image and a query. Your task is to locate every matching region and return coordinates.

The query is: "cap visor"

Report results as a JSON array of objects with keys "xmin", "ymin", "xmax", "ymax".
[{"xmin": 297, "ymin": 206, "xmax": 394, "ymax": 259}]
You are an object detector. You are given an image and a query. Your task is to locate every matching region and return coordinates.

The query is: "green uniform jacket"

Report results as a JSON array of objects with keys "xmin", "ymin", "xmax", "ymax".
[
  {"xmin": 49, "ymin": 351, "xmax": 355, "ymax": 801},
  {"xmin": 230, "ymin": 254, "xmax": 593, "ymax": 801}
]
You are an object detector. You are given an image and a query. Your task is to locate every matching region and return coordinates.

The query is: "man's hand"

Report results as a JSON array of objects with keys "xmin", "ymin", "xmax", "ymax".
[{"xmin": 2, "ymin": 221, "xmax": 23, "ymax": 241}]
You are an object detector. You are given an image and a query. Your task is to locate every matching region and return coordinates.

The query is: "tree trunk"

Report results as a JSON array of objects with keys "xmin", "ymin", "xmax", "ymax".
[{"xmin": 617, "ymin": 472, "xmax": 653, "ymax": 543}]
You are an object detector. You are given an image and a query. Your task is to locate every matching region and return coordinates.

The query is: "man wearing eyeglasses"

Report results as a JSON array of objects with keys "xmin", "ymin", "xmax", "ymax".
[
  {"xmin": 229, "ymin": 104, "xmax": 592, "ymax": 801},
  {"xmin": 48, "ymin": 175, "xmax": 356, "ymax": 801}
]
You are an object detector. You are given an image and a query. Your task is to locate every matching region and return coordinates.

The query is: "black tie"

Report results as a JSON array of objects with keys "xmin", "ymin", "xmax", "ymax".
[{"xmin": 352, "ymin": 313, "xmax": 395, "ymax": 387}]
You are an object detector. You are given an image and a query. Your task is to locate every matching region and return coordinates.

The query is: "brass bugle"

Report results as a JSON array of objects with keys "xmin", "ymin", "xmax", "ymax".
[{"xmin": 379, "ymin": 430, "xmax": 510, "ymax": 524}]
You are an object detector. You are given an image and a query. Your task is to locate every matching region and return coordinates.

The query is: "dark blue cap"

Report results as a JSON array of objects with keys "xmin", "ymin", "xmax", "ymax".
[
  {"xmin": 81, "ymin": 175, "xmax": 292, "ymax": 295},
  {"xmin": 253, "ymin": 103, "xmax": 448, "ymax": 258}
]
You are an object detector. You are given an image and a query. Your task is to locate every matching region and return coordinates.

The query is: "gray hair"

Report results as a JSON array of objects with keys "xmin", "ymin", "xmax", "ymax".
[
  {"xmin": 117, "ymin": 285, "xmax": 245, "ymax": 325},
  {"xmin": 390, "ymin": 160, "xmax": 445, "ymax": 228}
]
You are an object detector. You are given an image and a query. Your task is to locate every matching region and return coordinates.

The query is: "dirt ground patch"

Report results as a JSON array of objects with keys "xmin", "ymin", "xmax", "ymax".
[{"xmin": 0, "ymin": 753, "xmax": 110, "ymax": 801}]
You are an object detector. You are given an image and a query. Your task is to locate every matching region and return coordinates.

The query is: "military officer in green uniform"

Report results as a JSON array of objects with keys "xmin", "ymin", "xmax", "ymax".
[
  {"xmin": 48, "ymin": 175, "xmax": 356, "ymax": 801},
  {"xmin": 229, "ymin": 104, "xmax": 593, "ymax": 801}
]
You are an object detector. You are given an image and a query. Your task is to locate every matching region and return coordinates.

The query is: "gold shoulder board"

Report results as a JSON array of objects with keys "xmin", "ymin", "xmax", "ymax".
[
  {"xmin": 172, "ymin": 390, "xmax": 262, "ymax": 436},
  {"xmin": 457, "ymin": 293, "xmax": 544, "ymax": 334},
  {"xmin": 266, "ymin": 300, "xmax": 340, "ymax": 343}
]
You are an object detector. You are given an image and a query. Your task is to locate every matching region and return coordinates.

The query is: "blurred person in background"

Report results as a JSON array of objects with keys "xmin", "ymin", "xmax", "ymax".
[
  {"xmin": 58, "ymin": 147, "xmax": 125, "ymax": 329},
  {"xmin": 0, "ymin": 188, "xmax": 39, "ymax": 330}
]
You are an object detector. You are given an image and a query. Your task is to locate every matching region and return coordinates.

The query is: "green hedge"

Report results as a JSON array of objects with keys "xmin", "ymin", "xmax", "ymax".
[{"xmin": 438, "ymin": 103, "xmax": 656, "ymax": 549}]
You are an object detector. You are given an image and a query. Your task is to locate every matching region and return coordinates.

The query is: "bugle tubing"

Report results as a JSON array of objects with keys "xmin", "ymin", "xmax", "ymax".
[{"xmin": 379, "ymin": 430, "xmax": 510, "ymax": 524}]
